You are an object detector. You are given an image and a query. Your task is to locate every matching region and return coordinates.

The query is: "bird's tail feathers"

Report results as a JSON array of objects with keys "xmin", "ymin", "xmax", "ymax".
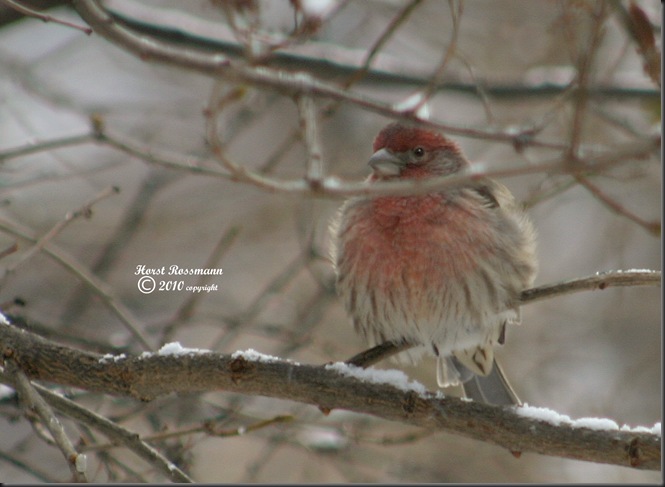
[{"xmin": 461, "ymin": 358, "xmax": 521, "ymax": 406}]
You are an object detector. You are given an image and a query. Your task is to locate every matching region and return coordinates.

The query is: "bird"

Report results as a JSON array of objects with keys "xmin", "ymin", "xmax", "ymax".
[{"xmin": 329, "ymin": 122, "xmax": 537, "ymax": 405}]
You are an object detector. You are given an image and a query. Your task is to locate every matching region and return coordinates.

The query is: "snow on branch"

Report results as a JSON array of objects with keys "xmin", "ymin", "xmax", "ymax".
[{"xmin": 0, "ymin": 306, "xmax": 660, "ymax": 471}]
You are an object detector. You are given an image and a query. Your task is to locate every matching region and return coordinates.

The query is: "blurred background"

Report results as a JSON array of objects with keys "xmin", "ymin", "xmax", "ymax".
[{"xmin": 0, "ymin": 0, "xmax": 661, "ymax": 482}]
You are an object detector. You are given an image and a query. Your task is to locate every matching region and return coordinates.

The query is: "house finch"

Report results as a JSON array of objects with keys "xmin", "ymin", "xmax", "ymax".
[{"xmin": 330, "ymin": 123, "xmax": 537, "ymax": 405}]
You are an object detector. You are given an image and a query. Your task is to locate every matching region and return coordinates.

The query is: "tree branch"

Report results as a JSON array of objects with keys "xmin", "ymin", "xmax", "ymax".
[
  {"xmin": 520, "ymin": 270, "xmax": 661, "ymax": 303},
  {"xmin": 0, "ymin": 267, "xmax": 661, "ymax": 473},
  {"xmin": 1, "ymin": 121, "xmax": 659, "ymax": 201},
  {"xmin": 5, "ymin": 359, "xmax": 88, "ymax": 482},
  {"xmin": 346, "ymin": 270, "xmax": 661, "ymax": 367},
  {"xmin": 0, "ymin": 217, "xmax": 153, "ymax": 350},
  {"xmin": 0, "ymin": 370, "xmax": 194, "ymax": 482},
  {"xmin": 0, "ymin": 0, "xmax": 92, "ymax": 34},
  {"xmin": 95, "ymin": 0, "xmax": 659, "ymax": 100},
  {"xmin": 70, "ymin": 0, "xmax": 566, "ymax": 147}
]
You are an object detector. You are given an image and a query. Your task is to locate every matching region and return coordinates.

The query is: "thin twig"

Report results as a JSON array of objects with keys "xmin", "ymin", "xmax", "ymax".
[
  {"xmin": 455, "ymin": 52, "xmax": 495, "ymax": 124},
  {"xmin": 296, "ymin": 94, "xmax": 324, "ymax": 183},
  {"xmin": 574, "ymin": 174, "xmax": 660, "ymax": 235},
  {"xmin": 523, "ymin": 177, "xmax": 577, "ymax": 209},
  {"xmin": 0, "ymin": 372, "xmax": 195, "ymax": 482},
  {"xmin": 95, "ymin": 0, "xmax": 658, "ymax": 100},
  {"xmin": 610, "ymin": 0, "xmax": 661, "ymax": 87},
  {"xmin": 0, "ymin": 242, "xmax": 18, "ymax": 261},
  {"xmin": 520, "ymin": 269, "xmax": 660, "ymax": 303},
  {"xmin": 1, "ymin": 0, "xmax": 92, "ymax": 34},
  {"xmin": 411, "ymin": 0, "xmax": 463, "ymax": 113},
  {"xmin": 213, "ymin": 251, "xmax": 310, "ymax": 350},
  {"xmin": 0, "ymin": 128, "xmax": 227, "ymax": 179},
  {"xmin": 5, "ymin": 185, "xmax": 120, "ymax": 275},
  {"xmin": 80, "ymin": 414, "xmax": 293, "ymax": 452},
  {"xmin": 346, "ymin": 270, "xmax": 661, "ymax": 367},
  {"xmin": 6, "ymin": 360, "xmax": 88, "ymax": 482},
  {"xmin": 71, "ymin": 0, "xmax": 566, "ymax": 147},
  {"xmin": 344, "ymin": 0, "xmax": 425, "ymax": 87},
  {"xmin": 0, "ymin": 449, "xmax": 58, "ymax": 483},
  {"xmin": 161, "ymin": 225, "xmax": 241, "ymax": 342},
  {"xmin": 0, "ymin": 133, "xmax": 93, "ymax": 163},
  {"xmin": 0, "ymin": 217, "xmax": 152, "ymax": 350},
  {"xmin": 566, "ymin": 2, "xmax": 608, "ymax": 165},
  {"xmin": 348, "ymin": 426, "xmax": 435, "ymax": 446},
  {"xmin": 0, "ymin": 126, "xmax": 658, "ymax": 200}
]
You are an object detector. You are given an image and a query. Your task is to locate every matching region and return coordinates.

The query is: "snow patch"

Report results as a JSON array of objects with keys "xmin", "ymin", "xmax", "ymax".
[
  {"xmin": 297, "ymin": 425, "xmax": 348, "ymax": 451},
  {"xmin": 300, "ymin": 0, "xmax": 337, "ymax": 17},
  {"xmin": 392, "ymin": 92, "xmax": 431, "ymax": 119},
  {"xmin": 571, "ymin": 417, "xmax": 619, "ymax": 431},
  {"xmin": 157, "ymin": 342, "xmax": 210, "ymax": 356},
  {"xmin": 139, "ymin": 342, "xmax": 211, "ymax": 359},
  {"xmin": 325, "ymin": 362, "xmax": 427, "ymax": 395},
  {"xmin": 231, "ymin": 348, "xmax": 299, "ymax": 365},
  {"xmin": 518, "ymin": 404, "xmax": 661, "ymax": 434},
  {"xmin": 98, "ymin": 353, "xmax": 127, "ymax": 364},
  {"xmin": 0, "ymin": 384, "xmax": 15, "ymax": 400},
  {"xmin": 595, "ymin": 269, "xmax": 659, "ymax": 275}
]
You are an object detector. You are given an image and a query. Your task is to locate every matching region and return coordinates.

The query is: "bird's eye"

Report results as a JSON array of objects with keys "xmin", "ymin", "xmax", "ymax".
[{"xmin": 413, "ymin": 147, "xmax": 425, "ymax": 158}]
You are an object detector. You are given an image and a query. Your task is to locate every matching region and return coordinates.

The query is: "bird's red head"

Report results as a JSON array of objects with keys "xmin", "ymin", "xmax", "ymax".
[{"xmin": 369, "ymin": 123, "xmax": 466, "ymax": 179}]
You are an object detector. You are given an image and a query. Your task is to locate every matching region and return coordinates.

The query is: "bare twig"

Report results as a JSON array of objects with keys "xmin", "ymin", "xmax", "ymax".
[
  {"xmin": 411, "ymin": 0, "xmax": 463, "ymax": 113},
  {"xmin": 5, "ymin": 360, "xmax": 88, "ymax": 482},
  {"xmin": 0, "ymin": 133, "xmax": 93, "ymax": 163},
  {"xmin": 161, "ymin": 225, "xmax": 241, "ymax": 342},
  {"xmin": 95, "ymin": 0, "xmax": 658, "ymax": 100},
  {"xmin": 566, "ymin": 2, "xmax": 608, "ymax": 164},
  {"xmin": 71, "ymin": 0, "xmax": 562, "ymax": 146},
  {"xmin": 348, "ymin": 426, "xmax": 435, "ymax": 446},
  {"xmin": 0, "ymin": 217, "xmax": 152, "ymax": 350},
  {"xmin": 4, "ymin": 185, "xmax": 120, "ymax": 275},
  {"xmin": 455, "ymin": 52, "xmax": 495, "ymax": 124},
  {"xmin": 610, "ymin": 0, "xmax": 661, "ymax": 87},
  {"xmin": 0, "ymin": 242, "xmax": 18, "ymax": 261},
  {"xmin": 81, "ymin": 414, "xmax": 293, "ymax": 452},
  {"xmin": 0, "ymin": 371, "xmax": 194, "ymax": 482},
  {"xmin": 520, "ymin": 269, "xmax": 661, "ymax": 303},
  {"xmin": 1, "ymin": 0, "xmax": 92, "ymax": 34},
  {"xmin": 347, "ymin": 270, "xmax": 661, "ymax": 367},
  {"xmin": 213, "ymin": 251, "xmax": 310, "ymax": 350},
  {"xmin": 296, "ymin": 94, "xmax": 324, "ymax": 183},
  {"xmin": 523, "ymin": 177, "xmax": 577, "ymax": 209},
  {"xmin": 574, "ymin": 174, "xmax": 660, "ymax": 235},
  {"xmin": 0, "ymin": 449, "xmax": 58, "ymax": 483},
  {"xmin": 344, "ymin": 0, "xmax": 425, "ymax": 86},
  {"xmin": 0, "ymin": 125, "xmax": 658, "ymax": 200}
]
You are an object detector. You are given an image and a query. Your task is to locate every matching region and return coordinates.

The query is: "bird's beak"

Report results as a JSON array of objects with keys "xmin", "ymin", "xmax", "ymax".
[{"xmin": 368, "ymin": 148, "xmax": 405, "ymax": 177}]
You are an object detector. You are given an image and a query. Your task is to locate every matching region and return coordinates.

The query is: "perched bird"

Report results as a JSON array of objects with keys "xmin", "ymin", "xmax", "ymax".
[{"xmin": 330, "ymin": 122, "xmax": 537, "ymax": 405}]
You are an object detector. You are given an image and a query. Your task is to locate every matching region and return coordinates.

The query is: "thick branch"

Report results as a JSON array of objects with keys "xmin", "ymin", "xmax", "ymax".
[
  {"xmin": 98, "ymin": 0, "xmax": 659, "ymax": 100},
  {"xmin": 0, "ymin": 317, "xmax": 660, "ymax": 471},
  {"xmin": 70, "ymin": 0, "xmax": 560, "ymax": 146}
]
